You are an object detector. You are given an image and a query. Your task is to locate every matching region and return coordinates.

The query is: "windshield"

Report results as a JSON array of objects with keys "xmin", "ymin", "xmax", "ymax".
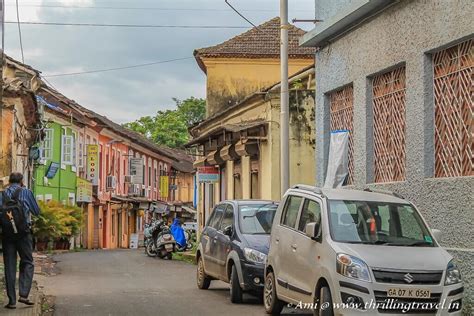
[
  {"xmin": 328, "ymin": 200, "xmax": 435, "ymax": 247},
  {"xmin": 239, "ymin": 203, "xmax": 278, "ymax": 234}
]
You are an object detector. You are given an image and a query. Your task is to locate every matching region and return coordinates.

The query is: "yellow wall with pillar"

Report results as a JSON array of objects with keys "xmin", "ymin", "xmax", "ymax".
[{"xmin": 203, "ymin": 58, "xmax": 313, "ymax": 117}]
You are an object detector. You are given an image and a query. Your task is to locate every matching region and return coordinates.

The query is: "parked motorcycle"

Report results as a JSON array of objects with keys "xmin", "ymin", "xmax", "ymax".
[{"xmin": 145, "ymin": 220, "xmax": 176, "ymax": 259}]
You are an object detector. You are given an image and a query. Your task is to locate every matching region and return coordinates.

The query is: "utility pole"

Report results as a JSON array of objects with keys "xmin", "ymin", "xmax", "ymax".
[{"xmin": 280, "ymin": 0, "xmax": 289, "ymax": 195}]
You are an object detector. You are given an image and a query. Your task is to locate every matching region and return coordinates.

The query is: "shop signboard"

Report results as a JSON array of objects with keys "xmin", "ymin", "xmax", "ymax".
[
  {"xmin": 197, "ymin": 166, "xmax": 219, "ymax": 183},
  {"xmin": 160, "ymin": 176, "xmax": 169, "ymax": 198},
  {"xmin": 77, "ymin": 178, "xmax": 93, "ymax": 203},
  {"xmin": 86, "ymin": 144, "xmax": 99, "ymax": 185}
]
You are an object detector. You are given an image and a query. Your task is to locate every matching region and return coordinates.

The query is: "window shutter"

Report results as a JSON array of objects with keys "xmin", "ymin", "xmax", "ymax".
[{"xmin": 62, "ymin": 135, "xmax": 74, "ymax": 165}]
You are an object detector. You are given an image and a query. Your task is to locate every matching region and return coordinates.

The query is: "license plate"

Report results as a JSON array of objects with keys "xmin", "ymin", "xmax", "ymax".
[
  {"xmin": 165, "ymin": 244, "xmax": 173, "ymax": 251},
  {"xmin": 387, "ymin": 288, "xmax": 431, "ymax": 298}
]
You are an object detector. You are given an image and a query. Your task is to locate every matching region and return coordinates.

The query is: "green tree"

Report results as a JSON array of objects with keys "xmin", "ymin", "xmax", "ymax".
[
  {"xmin": 174, "ymin": 97, "xmax": 206, "ymax": 127},
  {"xmin": 123, "ymin": 97, "xmax": 205, "ymax": 148}
]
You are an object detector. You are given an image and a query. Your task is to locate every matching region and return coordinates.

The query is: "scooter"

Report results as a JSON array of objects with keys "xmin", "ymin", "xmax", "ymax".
[
  {"xmin": 170, "ymin": 219, "xmax": 193, "ymax": 252},
  {"xmin": 145, "ymin": 220, "xmax": 176, "ymax": 259}
]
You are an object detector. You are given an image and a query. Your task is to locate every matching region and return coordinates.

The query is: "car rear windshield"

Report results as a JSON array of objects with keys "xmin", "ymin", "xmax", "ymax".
[
  {"xmin": 239, "ymin": 203, "xmax": 278, "ymax": 234},
  {"xmin": 328, "ymin": 200, "xmax": 435, "ymax": 247}
]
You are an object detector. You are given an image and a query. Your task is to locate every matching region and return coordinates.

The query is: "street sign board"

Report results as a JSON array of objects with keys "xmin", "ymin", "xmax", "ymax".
[
  {"xmin": 77, "ymin": 178, "xmax": 93, "ymax": 203},
  {"xmin": 86, "ymin": 144, "xmax": 99, "ymax": 185},
  {"xmin": 197, "ymin": 166, "xmax": 219, "ymax": 183}
]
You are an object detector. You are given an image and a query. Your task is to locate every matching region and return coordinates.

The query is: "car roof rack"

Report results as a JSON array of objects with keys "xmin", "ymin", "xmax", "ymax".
[
  {"xmin": 291, "ymin": 184, "xmax": 325, "ymax": 197},
  {"xmin": 363, "ymin": 187, "xmax": 405, "ymax": 199}
]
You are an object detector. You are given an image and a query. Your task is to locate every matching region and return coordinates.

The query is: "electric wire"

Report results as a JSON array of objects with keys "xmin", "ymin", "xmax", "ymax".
[
  {"xmin": 4, "ymin": 21, "xmax": 249, "ymax": 29},
  {"xmin": 43, "ymin": 57, "xmax": 193, "ymax": 78},
  {"xmin": 225, "ymin": 0, "xmax": 259, "ymax": 29},
  {"xmin": 4, "ymin": 3, "xmax": 287, "ymax": 12},
  {"xmin": 15, "ymin": 0, "xmax": 24, "ymax": 62}
]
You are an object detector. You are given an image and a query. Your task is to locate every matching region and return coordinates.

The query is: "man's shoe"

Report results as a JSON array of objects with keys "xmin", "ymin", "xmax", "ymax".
[
  {"xmin": 19, "ymin": 297, "xmax": 35, "ymax": 306},
  {"xmin": 4, "ymin": 304, "xmax": 16, "ymax": 309}
]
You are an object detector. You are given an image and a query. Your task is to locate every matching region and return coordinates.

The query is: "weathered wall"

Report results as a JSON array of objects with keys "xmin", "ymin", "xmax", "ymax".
[
  {"xmin": 268, "ymin": 91, "xmax": 317, "ymax": 201},
  {"xmin": 203, "ymin": 58, "xmax": 313, "ymax": 116},
  {"xmin": 315, "ymin": 0, "xmax": 366, "ymax": 21},
  {"xmin": 313, "ymin": 0, "xmax": 473, "ymax": 311}
]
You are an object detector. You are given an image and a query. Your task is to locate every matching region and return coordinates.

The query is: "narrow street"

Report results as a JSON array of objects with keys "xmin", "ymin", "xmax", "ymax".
[{"xmin": 44, "ymin": 250, "xmax": 308, "ymax": 316}]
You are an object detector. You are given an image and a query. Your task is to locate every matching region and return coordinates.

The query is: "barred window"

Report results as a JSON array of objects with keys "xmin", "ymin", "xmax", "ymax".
[
  {"xmin": 433, "ymin": 39, "xmax": 473, "ymax": 177},
  {"xmin": 372, "ymin": 66, "xmax": 406, "ymax": 183},
  {"xmin": 329, "ymin": 85, "xmax": 354, "ymax": 184}
]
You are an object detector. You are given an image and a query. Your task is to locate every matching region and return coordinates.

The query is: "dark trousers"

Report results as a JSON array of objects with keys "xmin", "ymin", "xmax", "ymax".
[{"xmin": 2, "ymin": 234, "xmax": 34, "ymax": 304}]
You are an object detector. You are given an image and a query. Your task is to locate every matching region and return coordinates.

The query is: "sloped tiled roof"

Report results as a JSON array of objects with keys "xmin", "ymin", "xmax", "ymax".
[{"xmin": 194, "ymin": 17, "xmax": 315, "ymax": 72}]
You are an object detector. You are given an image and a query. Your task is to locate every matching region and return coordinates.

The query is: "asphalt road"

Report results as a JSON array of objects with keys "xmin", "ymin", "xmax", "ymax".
[{"xmin": 45, "ymin": 250, "xmax": 310, "ymax": 316}]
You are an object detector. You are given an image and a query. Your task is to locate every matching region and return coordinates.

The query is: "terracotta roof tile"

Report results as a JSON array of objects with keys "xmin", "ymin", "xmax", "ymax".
[{"xmin": 194, "ymin": 17, "xmax": 315, "ymax": 62}]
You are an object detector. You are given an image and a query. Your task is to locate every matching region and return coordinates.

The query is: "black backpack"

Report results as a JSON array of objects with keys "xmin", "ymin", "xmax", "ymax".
[{"xmin": 1, "ymin": 187, "xmax": 29, "ymax": 238}]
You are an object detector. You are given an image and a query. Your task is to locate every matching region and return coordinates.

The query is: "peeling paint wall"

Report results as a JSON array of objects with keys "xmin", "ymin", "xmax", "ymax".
[
  {"xmin": 203, "ymin": 58, "xmax": 313, "ymax": 117},
  {"xmin": 313, "ymin": 0, "xmax": 473, "ymax": 311}
]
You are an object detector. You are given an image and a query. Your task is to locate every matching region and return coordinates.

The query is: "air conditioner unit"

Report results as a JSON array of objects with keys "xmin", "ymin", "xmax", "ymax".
[
  {"xmin": 124, "ymin": 175, "xmax": 136, "ymax": 183},
  {"xmin": 106, "ymin": 176, "xmax": 117, "ymax": 191}
]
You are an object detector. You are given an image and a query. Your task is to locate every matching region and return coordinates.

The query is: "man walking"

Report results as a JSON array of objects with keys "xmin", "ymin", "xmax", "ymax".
[{"xmin": 1, "ymin": 173, "xmax": 40, "ymax": 309}]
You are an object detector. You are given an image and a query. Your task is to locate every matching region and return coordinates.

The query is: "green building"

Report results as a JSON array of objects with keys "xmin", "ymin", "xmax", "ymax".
[
  {"xmin": 33, "ymin": 121, "xmax": 79, "ymax": 205},
  {"xmin": 33, "ymin": 94, "xmax": 84, "ymax": 206}
]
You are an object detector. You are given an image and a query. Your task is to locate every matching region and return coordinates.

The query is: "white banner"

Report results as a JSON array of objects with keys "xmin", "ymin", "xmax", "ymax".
[{"xmin": 129, "ymin": 157, "xmax": 144, "ymax": 184}]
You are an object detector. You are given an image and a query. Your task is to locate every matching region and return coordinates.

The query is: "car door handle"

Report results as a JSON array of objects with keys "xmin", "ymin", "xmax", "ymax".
[
  {"xmin": 291, "ymin": 244, "xmax": 297, "ymax": 251},
  {"xmin": 275, "ymin": 237, "xmax": 280, "ymax": 244}
]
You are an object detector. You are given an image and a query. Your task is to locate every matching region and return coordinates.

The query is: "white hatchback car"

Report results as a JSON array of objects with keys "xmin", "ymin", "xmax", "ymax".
[{"xmin": 264, "ymin": 185, "xmax": 463, "ymax": 316}]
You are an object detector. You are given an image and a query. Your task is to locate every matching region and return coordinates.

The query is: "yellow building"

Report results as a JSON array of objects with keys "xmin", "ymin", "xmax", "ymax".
[
  {"xmin": 188, "ymin": 18, "xmax": 316, "ymax": 230},
  {"xmin": 194, "ymin": 17, "xmax": 314, "ymax": 117}
]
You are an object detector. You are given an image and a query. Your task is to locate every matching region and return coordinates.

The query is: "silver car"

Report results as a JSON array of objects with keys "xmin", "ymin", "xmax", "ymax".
[{"xmin": 264, "ymin": 185, "xmax": 463, "ymax": 316}]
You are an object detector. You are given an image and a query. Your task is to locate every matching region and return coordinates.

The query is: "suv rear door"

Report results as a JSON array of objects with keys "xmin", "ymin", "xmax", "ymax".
[
  {"xmin": 201, "ymin": 204, "xmax": 225, "ymax": 278},
  {"xmin": 215, "ymin": 203, "xmax": 235, "ymax": 280},
  {"xmin": 272, "ymin": 194, "xmax": 304, "ymax": 299}
]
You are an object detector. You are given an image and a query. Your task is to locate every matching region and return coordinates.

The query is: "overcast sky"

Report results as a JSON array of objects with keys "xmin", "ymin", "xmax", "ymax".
[{"xmin": 4, "ymin": 0, "xmax": 315, "ymax": 123}]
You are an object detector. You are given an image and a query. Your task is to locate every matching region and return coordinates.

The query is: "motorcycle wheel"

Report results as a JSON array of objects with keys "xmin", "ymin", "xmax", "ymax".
[{"xmin": 146, "ymin": 242, "xmax": 157, "ymax": 257}]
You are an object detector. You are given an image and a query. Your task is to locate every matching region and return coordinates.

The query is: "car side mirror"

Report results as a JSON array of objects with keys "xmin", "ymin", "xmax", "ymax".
[
  {"xmin": 223, "ymin": 225, "xmax": 233, "ymax": 237},
  {"xmin": 431, "ymin": 229, "xmax": 442, "ymax": 243},
  {"xmin": 305, "ymin": 222, "xmax": 321, "ymax": 242}
]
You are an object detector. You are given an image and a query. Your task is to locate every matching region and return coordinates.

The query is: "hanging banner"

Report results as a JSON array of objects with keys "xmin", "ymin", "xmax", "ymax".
[
  {"xmin": 129, "ymin": 157, "xmax": 144, "ymax": 184},
  {"xmin": 77, "ymin": 178, "xmax": 93, "ymax": 203},
  {"xmin": 86, "ymin": 144, "xmax": 99, "ymax": 185},
  {"xmin": 197, "ymin": 166, "xmax": 219, "ymax": 183},
  {"xmin": 160, "ymin": 176, "xmax": 169, "ymax": 198}
]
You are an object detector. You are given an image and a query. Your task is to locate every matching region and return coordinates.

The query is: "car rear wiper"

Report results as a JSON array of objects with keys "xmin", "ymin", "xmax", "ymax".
[
  {"xmin": 406, "ymin": 240, "xmax": 434, "ymax": 246},
  {"xmin": 371, "ymin": 240, "xmax": 389, "ymax": 245}
]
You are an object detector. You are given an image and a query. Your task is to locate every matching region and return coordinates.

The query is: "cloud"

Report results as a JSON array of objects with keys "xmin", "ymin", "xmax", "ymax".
[{"xmin": 3, "ymin": 0, "xmax": 315, "ymax": 123}]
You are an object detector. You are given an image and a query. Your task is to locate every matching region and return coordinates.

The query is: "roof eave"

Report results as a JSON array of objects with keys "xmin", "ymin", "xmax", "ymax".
[
  {"xmin": 300, "ymin": 0, "xmax": 395, "ymax": 48},
  {"xmin": 193, "ymin": 50, "xmax": 207, "ymax": 74}
]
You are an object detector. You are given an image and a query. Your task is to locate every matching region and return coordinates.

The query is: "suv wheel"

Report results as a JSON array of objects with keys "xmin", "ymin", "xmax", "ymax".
[
  {"xmin": 197, "ymin": 256, "xmax": 211, "ymax": 289},
  {"xmin": 264, "ymin": 271, "xmax": 284, "ymax": 315},
  {"xmin": 229, "ymin": 265, "xmax": 243, "ymax": 303},
  {"xmin": 317, "ymin": 286, "xmax": 334, "ymax": 316}
]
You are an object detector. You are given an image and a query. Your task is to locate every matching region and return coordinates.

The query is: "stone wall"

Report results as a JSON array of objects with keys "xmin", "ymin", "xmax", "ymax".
[{"xmin": 313, "ymin": 0, "xmax": 473, "ymax": 311}]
